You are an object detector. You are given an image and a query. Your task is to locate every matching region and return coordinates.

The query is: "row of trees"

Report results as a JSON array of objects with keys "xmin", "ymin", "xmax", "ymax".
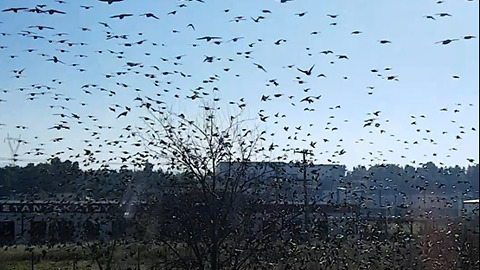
[{"xmin": 0, "ymin": 158, "xmax": 477, "ymax": 201}]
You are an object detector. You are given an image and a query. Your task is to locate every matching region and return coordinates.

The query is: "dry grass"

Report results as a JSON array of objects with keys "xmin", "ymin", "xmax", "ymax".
[{"xmin": 0, "ymin": 243, "xmax": 160, "ymax": 270}]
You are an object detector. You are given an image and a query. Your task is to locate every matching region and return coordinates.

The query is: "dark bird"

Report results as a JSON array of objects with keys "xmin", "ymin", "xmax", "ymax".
[
  {"xmin": 110, "ymin": 14, "xmax": 133, "ymax": 19},
  {"xmin": 99, "ymin": 0, "xmax": 123, "ymax": 4},
  {"xmin": 327, "ymin": 14, "xmax": 339, "ymax": 18},
  {"xmin": 351, "ymin": 31, "xmax": 362, "ymax": 34},
  {"xmin": 261, "ymin": 95, "xmax": 270, "ymax": 102},
  {"xmin": 378, "ymin": 40, "xmax": 392, "ymax": 44},
  {"xmin": 435, "ymin": 39, "xmax": 459, "ymax": 45},
  {"xmin": 187, "ymin": 24, "xmax": 195, "ymax": 30},
  {"xmin": 2, "ymin": 7, "xmax": 28, "ymax": 13},
  {"xmin": 29, "ymin": 25, "xmax": 54, "ymax": 30},
  {"xmin": 297, "ymin": 65, "xmax": 315, "ymax": 76},
  {"xmin": 46, "ymin": 56, "xmax": 64, "ymax": 64},
  {"xmin": 140, "ymin": 13, "xmax": 159, "ymax": 19},
  {"xmin": 436, "ymin": 12, "xmax": 452, "ymax": 17},
  {"xmin": 197, "ymin": 36, "xmax": 221, "ymax": 42},
  {"xmin": 45, "ymin": 9, "xmax": 66, "ymax": 15},
  {"xmin": 98, "ymin": 22, "xmax": 111, "ymax": 28},
  {"xmin": 253, "ymin": 63, "xmax": 267, "ymax": 72},
  {"xmin": 230, "ymin": 16, "xmax": 246, "ymax": 22},
  {"xmin": 229, "ymin": 37, "xmax": 244, "ymax": 42},
  {"xmin": 117, "ymin": 111, "xmax": 128, "ymax": 118},
  {"xmin": 203, "ymin": 55, "xmax": 216, "ymax": 62},
  {"xmin": 251, "ymin": 16, "xmax": 265, "ymax": 23}
]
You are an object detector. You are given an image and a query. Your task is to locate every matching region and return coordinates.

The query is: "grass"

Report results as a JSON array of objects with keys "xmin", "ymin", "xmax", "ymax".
[
  {"xmin": 0, "ymin": 243, "xmax": 159, "ymax": 270},
  {"xmin": 0, "ymin": 225, "xmax": 477, "ymax": 270}
]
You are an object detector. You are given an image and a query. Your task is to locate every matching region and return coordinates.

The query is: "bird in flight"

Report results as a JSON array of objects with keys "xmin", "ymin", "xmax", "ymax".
[
  {"xmin": 2, "ymin": 7, "xmax": 28, "ymax": 13},
  {"xmin": 117, "ymin": 111, "xmax": 128, "ymax": 118},
  {"xmin": 45, "ymin": 9, "xmax": 66, "ymax": 15},
  {"xmin": 46, "ymin": 56, "xmax": 64, "ymax": 64},
  {"xmin": 436, "ymin": 13, "xmax": 452, "ymax": 17},
  {"xmin": 435, "ymin": 39, "xmax": 459, "ymax": 45},
  {"xmin": 98, "ymin": 22, "xmax": 111, "ymax": 28},
  {"xmin": 110, "ymin": 14, "xmax": 133, "ymax": 19},
  {"xmin": 29, "ymin": 25, "xmax": 54, "ymax": 30},
  {"xmin": 140, "ymin": 13, "xmax": 159, "ymax": 19},
  {"xmin": 253, "ymin": 63, "xmax": 267, "ymax": 72},
  {"xmin": 99, "ymin": 0, "xmax": 123, "ymax": 4},
  {"xmin": 297, "ymin": 65, "xmax": 315, "ymax": 76},
  {"xmin": 197, "ymin": 36, "xmax": 221, "ymax": 42}
]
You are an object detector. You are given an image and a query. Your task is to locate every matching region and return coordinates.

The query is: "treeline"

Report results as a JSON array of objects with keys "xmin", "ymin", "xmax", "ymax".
[
  {"xmin": 345, "ymin": 162, "xmax": 479, "ymax": 198},
  {"xmin": 0, "ymin": 158, "xmax": 478, "ymax": 201},
  {"xmin": 0, "ymin": 158, "xmax": 167, "ymax": 200}
]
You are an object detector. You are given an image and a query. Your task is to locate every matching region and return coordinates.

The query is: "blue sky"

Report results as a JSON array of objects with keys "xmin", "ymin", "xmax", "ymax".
[{"xmin": 0, "ymin": 0, "xmax": 478, "ymax": 169}]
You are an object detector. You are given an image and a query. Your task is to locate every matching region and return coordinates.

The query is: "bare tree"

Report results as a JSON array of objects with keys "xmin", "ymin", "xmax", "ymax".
[{"xmin": 134, "ymin": 102, "xmax": 305, "ymax": 269}]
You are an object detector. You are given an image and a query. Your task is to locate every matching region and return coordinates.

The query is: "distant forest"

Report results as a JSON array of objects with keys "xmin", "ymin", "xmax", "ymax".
[{"xmin": 0, "ymin": 158, "xmax": 478, "ymax": 201}]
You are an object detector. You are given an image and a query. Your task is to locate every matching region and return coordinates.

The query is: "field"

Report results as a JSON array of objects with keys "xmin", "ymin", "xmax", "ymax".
[
  {"xmin": 1, "ymin": 219, "xmax": 478, "ymax": 270},
  {"xmin": 0, "ymin": 239, "xmax": 425, "ymax": 270}
]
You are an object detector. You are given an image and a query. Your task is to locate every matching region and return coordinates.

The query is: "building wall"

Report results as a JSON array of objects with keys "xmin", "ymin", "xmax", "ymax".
[{"xmin": 0, "ymin": 200, "xmax": 124, "ymax": 244}]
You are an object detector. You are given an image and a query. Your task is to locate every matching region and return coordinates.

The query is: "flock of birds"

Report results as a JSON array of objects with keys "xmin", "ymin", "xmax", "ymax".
[
  {"xmin": 0, "ymin": 0, "xmax": 478, "ymax": 170},
  {"xmin": 0, "ymin": 1, "xmax": 478, "ymax": 269}
]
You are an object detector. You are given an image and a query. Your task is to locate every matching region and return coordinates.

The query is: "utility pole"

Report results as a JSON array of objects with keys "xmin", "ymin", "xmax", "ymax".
[
  {"xmin": 294, "ymin": 149, "xmax": 313, "ymax": 238},
  {"xmin": 4, "ymin": 134, "xmax": 23, "ymax": 165}
]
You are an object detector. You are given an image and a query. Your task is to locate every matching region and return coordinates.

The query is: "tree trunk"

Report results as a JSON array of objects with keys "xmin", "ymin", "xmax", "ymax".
[{"xmin": 210, "ymin": 198, "xmax": 218, "ymax": 270}]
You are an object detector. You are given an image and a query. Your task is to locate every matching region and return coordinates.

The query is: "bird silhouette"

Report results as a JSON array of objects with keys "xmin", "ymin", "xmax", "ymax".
[
  {"xmin": 2, "ymin": 7, "xmax": 28, "ymax": 13},
  {"xmin": 140, "ymin": 13, "xmax": 159, "ymax": 19},
  {"xmin": 435, "ymin": 39, "xmax": 459, "ymax": 45},
  {"xmin": 98, "ymin": 0, "xmax": 123, "ymax": 4},
  {"xmin": 253, "ymin": 63, "xmax": 267, "ymax": 72},
  {"xmin": 110, "ymin": 14, "xmax": 133, "ymax": 19},
  {"xmin": 297, "ymin": 65, "xmax": 315, "ymax": 76}
]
